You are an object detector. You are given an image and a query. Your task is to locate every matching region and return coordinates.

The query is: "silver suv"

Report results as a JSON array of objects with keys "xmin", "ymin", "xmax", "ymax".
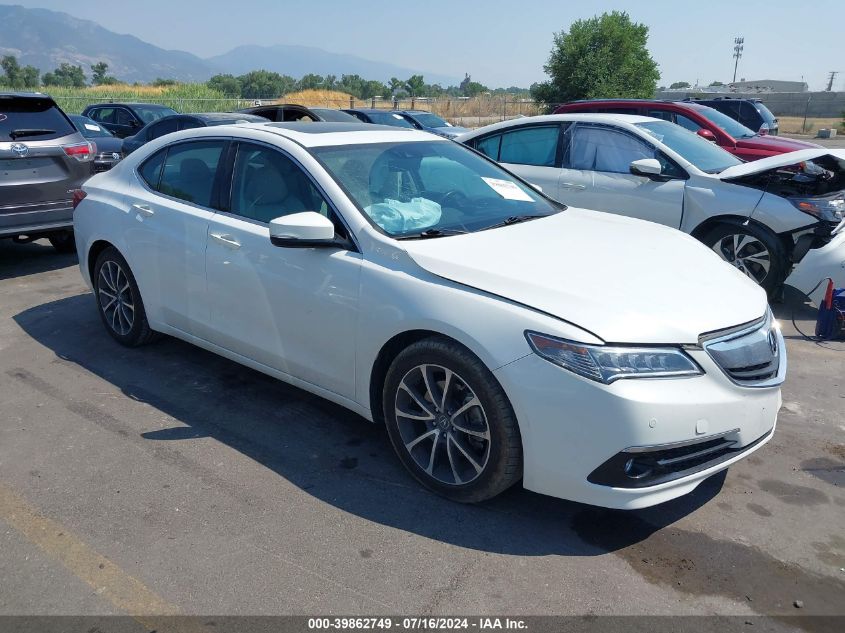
[{"xmin": 1, "ymin": 92, "xmax": 94, "ymax": 252}]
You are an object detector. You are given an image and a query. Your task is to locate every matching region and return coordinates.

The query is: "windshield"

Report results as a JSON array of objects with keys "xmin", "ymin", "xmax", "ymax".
[
  {"xmin": 311, "ymin": 140, "xmax": 561, "ymax": 237},
  {"xmin": 370, "ymin": 112, "xmax": 415, "ymax": 128},
  {"xmin": 636, "ymin": 121, "xmax": 743, "ymax": 174},
  {"xmin": 312, "ymin": 108, "xmax": 358, "ymax": 122},
  {"xmin": 70, "ymin": 115, "xmax": 114, "ymax": 138},
  {"xmin": 409, "ymin": 112, "xmax": 449, "ymax": 128},
  {"xmin": 134, "ymin": 105, "xmax": 178, "ymax": 124},
  {"xmin": 695, "ymin": 106, "xmax": 756, "ymax": 139}
]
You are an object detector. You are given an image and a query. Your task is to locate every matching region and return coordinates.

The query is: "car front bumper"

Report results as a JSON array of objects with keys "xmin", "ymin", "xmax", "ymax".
[
  {"xmin": 786, "ymin": 223, "xmax": 845, "ymax": 304},
  {"xmin": 494, "ymin": 340, "xmax": 783, "ymax": 509}
]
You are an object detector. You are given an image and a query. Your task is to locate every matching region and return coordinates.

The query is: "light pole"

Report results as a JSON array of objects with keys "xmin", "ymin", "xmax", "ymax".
[{"xmin": 732, "ymin": 37, "xmax": 744, "ymax": 83}]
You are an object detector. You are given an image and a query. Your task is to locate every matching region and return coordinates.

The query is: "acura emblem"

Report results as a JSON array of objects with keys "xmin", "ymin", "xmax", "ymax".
[
  {"xmin": 11, "ymin": 143, "xmax": 29, "ymax": 158},
  {"xmin": 767, "ymin": 329, "xmax": 778, "ymax": 356}
]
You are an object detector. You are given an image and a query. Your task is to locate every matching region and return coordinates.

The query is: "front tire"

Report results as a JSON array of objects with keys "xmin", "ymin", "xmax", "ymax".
[
  {"xmin": 93, "ymin": 246, "xmax": 157, "ymax": 347},
  {"xmin": 383, "ymin": 337, "xmax": 522, "ymax": 503},
  {"xmin": 703, "ymin": 222, "xmax": 787, "ymax": 296}
]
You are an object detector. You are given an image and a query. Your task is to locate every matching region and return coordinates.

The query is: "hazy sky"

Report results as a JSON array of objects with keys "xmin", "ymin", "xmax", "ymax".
[{"xmin": 11, "ymin": 0, "xmax": 845, "ymax": 90}]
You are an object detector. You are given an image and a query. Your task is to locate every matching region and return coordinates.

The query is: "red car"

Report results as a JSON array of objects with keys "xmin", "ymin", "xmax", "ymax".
[{"xmin": 553, "ymin": 100, "xmax": 819, "ymax": 161}]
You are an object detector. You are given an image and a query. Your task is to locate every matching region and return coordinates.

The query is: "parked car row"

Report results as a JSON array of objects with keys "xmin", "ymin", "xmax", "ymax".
[{"xmin": 457, "ymin": 114, "xmax": 844, "ymax": 297}]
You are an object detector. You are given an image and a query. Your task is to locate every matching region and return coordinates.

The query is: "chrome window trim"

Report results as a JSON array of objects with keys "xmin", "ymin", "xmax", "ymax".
[{"xmin": 625, "ymin": 428, "xmax": 741, "ymax": 454}]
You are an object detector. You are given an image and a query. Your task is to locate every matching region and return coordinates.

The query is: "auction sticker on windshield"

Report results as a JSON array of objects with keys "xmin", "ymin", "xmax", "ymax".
[{"xmin": 481, "ymin": 177, "xmax": 534, "ymax": 202}]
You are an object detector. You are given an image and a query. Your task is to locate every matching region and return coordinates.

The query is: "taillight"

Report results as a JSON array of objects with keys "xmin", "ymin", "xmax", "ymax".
[
  {"xmin": 72, "ymin": 189, "xmax": 87, "ymax": 210},
  {"xmin": 758, "ymin": 123, "xmax": 769, "ymax": 136},
  {"xmin": 63, "ymin": 141, "xmax": 94, "ymax": 162}
]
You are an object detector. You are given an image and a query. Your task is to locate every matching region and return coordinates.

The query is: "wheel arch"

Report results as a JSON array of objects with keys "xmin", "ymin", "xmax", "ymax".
[
  {"xmin": 690, "ymin": 215, "xmax": 794, "ymax": 258},
  {"xmin": 368, "ymin": 329, "xmax": 498, "ymax": 425},
  {"xmin": 87, "ymin": 239, "xmax": 117, "ymax": 286}
]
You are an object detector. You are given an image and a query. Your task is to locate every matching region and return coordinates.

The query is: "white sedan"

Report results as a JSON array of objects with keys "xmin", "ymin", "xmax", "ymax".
[
  {"xmin": 458, "ymin": 115, "xmax": 845, "ymax": 300},
  {"xmin": 73, "ymin": 122, "xmax": 784, "ymax": 509}
]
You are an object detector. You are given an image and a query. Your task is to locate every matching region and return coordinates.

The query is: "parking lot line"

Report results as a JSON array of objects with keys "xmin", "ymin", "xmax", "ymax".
[{"xmin": 0, "ymin": 481, "xmax": 180, "ymax": 617}]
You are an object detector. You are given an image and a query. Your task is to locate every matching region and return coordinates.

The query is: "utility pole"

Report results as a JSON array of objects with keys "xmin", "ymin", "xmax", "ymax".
[
  {"xmin": 825, "ymin": 71, "xmax": 838, "ymax": 92},
  {"xmin": 732, "ymin": 37, "xmax": 744, "ymax": 83}
]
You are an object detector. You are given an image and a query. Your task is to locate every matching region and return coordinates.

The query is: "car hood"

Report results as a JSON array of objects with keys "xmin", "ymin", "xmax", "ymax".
[
  {"xmin": 734, "ymin": 134, "xmax": 820, "ymax": 153},
  {"xmin": 718, "ymin": 148, "xmax": 845, "ymax": 179},
  {"xmin": 432, "ymin": 125, "xmax": 470, "ymax": 137},
  {"xmin": 401, "ymin": 208, "xmax": 767, "ymax": 344}
]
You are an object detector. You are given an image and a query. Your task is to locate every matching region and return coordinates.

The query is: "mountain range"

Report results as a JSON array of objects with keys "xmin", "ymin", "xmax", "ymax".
[{"xmin": 0, "ymin": 4, "xmax": 460, "ymax": 86}]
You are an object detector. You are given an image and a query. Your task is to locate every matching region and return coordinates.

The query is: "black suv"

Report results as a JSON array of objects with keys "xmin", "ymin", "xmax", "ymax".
[
  {"xmin": 1, "ymin": 92, "xmax": 94, "ymax": 252},
  {"xmin": 685, "ymin": 97, "xmax": 779, "ymax": 136},
  {"xmin": 81, "ymin": 102, "xmax": 177, "ymax": 138}
]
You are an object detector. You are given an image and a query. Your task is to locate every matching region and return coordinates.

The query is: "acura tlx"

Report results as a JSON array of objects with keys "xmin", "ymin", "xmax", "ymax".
[{"xmin": 72, "ymin": 122, "xmax": 785, "ymax": 508}]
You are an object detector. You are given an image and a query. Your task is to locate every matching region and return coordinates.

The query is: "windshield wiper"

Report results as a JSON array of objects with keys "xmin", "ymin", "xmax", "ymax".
[
  {"xmin": 396, "ymin": 227, "xmax": 468, "ymax": 240},
  {"xmin": 9, "ymin": 128, "xmax": 55, "ymax": 140},
  {"xmin": 481, "ymin": 215, "xmax": 547, "ymax": 231}
]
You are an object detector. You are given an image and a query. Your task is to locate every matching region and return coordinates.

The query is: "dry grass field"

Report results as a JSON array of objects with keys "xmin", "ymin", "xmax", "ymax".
[{"xmin": 777, "ymin": 116, "xmax": 843, "ymax": 134}]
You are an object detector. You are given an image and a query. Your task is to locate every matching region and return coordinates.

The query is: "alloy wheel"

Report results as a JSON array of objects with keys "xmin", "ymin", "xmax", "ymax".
[
  {"xmin": 711, "ymin": 233, "xmax": 771, "ymax": 284},
  {"xmin": 394, "ymin": 364, "xmax": 491, "ymax": 486},
  {"xmin": 98, "ymin": 260, "xmax": 135, "ymax": 336}
]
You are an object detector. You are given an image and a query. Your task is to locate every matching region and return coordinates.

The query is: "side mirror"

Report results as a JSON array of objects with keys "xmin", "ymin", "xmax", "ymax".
[
  {"xmin": 269, "ymin": 212, "xmax": 337, "ymax": 248},
  {"xmin": 696, "ymin": 128, "xmax": 717, "ymax": 143},
  {"xmin": 629, "ymin": 158, "xmax": 663, "ymax": 177}
]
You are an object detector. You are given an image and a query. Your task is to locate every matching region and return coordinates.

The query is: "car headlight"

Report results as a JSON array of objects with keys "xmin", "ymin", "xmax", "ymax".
[
  {"xmin": 525, "ymin": 331, "xmax": 702, "ymax": 384},
  {"xmin": 790, "ymin": 192, "xmax": 844, "ymax": 224}
]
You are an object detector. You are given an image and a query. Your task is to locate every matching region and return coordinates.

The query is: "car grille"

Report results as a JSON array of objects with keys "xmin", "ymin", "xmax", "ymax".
[{"xmin": 701, "ymin": 311, "xmax": 783, "ymax": 387}]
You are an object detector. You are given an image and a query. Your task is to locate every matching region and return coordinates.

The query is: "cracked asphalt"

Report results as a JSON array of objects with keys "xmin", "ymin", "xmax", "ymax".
[{"xmin": 0, "ymin": 239, "xmax": 843, "ymax": 630}]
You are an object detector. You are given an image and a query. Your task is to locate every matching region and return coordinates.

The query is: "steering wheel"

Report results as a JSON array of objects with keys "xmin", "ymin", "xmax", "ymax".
[{"xmin": 439, "ymin": 189, "xmax": 469, "ymax": 210}]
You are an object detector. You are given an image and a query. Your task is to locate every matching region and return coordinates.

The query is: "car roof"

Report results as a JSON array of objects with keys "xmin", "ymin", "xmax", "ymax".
[
  {"xmin": 85, "ymin": 102, "xmax": 174, "ymax": 109},
  {"xmin": 187, "ymin": 112, "xmax": 266, "ymax": 121},
  {"xmin": 0, "ymin": 91, "xmax": 56, "ymax": 99},
  {"xmin": 456, "ymin": 113, "xmax": 658, "ymax": 140},
  {"xmin": 344, "ymin": 108, "xmax": 388, "ymax": 114},
  {"xmin": 154, "ymin": 121, "xmax": 443, "ymax": 148}
]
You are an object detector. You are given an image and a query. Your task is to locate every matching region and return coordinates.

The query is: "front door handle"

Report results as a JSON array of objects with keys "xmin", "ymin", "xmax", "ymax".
[
  {"xmin": 560, "ymin": 182, "xmax": 586, "ymax": 190},
  {"xmin": 210, "ymin": 233, "xmax": 241, "ymax": 249},
  {"xmin": 132, "ymin": 203, "xmax": 154, "ymax": 217}
]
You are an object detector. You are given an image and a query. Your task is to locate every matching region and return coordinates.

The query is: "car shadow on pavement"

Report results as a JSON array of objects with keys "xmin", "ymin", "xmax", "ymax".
[
  {"xmin": 0, "ymin": 239, "xmax": 77, "ymax": 281},
  {"xmin": 14, "ymin": 292, "xmax": 725, "ymax": 557}
]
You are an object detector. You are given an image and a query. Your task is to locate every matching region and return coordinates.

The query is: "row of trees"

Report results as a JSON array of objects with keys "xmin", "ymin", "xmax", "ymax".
[
  {"xmin": 0, "ymin": 56, "xmax": 123, "ymax": 88},
  {"xmin": 667, "ymin": 80, "xmax": 725, "ymax": 90},
  {"xmin": 207, "ymin": 70, "xmax": 517, "ymax": 100}
]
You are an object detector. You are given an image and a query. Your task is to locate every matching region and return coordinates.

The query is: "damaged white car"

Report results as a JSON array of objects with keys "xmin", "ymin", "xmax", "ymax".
[{"xmin": 458, "ymin": 115, "xmax": 844, "ymax": 299}]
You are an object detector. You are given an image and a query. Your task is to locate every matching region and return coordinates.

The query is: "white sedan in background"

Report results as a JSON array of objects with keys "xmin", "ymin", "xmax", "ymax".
[
  {"xmin": 74, "ymin": 122, "xmax": 784, "ymax": 509},
  {"xmin": 458, "ymin": 115, "xmax": 845, "ymax": 299}
]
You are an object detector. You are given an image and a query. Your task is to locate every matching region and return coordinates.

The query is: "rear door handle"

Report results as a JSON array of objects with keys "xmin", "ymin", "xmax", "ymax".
[
  {"xmin": 132, "ymin": 203, "xmax": 154, "ymax": 217},
  {"xmin": 560, "ymin": 182, "xmax": 586, "ymax": 191},
  {"xmin": 210, "ymin": 233, "xmax": 241, "ymax": 249}
]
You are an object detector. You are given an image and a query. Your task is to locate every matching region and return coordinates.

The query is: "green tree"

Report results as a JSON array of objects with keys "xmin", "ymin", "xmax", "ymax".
[
  {"xmin": 708, "ymin": 80, "xmax": 724, "ymax": 87},
  {"xmin": 531, "ymin": 11, "xmax": 659, "ymax": 107},
  {"xmin": 208, "ymin": 74, "xmax": 242, "ymax": 97},
  {"xmin": 388, "ymin": 77, "xmax": 406, "ymax": 97},
  {"xmin": 238, "ymin": 70, "xmax": 295, "ymax": 99},
  {"xmin": 91, "ymin": 62, "xmax": 110, "ymax": 85},
  {"xmin": 669, "ymin": 81, "xmax": 691, "ymax": 89},
  {"xmin": 1, "ymin": 55, "xmax": 22, "ymax": 87},
  {"xmin": 405, "ymin": 74, "xmax": 426, "ymax": 97},
  {"xmin": 20, "ymin": 64, "xmax": 40, "ymax": 88},
  {"xmin": 361, "ymin": 80, "xmax": 388, "ymax": 100},
  {"xmin": 297, "ymin": 73, "xmax": 325, "ymax": 91},
  {"xmin": 42, "ymin": 63, "xmax": 86, "ymax": 88},
  {"xmin": 152, "ymin": 78, "xmax": 177, "ymax": 87}
]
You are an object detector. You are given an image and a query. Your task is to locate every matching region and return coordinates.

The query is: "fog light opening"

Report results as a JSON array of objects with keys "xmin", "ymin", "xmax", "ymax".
[{"xmin": 624, "ymin": 458, "xmax": 653, "ymax": 480}]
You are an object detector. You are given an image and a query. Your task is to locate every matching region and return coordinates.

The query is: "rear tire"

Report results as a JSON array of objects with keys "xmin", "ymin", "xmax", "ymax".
[
  {"xmin": 383, "ymin": 337, "xmax": 522, "ymax": 503},
  {"xmin": 49, "ymin": 231, "xmax": 76, "ymax": 254},
  {"xmin": 93, "ymin": 246, "xmax": 157, "ymax": 347},
  {"xmin": 702, "ymin": 222, "xmax": 787, "ymax": 296}
]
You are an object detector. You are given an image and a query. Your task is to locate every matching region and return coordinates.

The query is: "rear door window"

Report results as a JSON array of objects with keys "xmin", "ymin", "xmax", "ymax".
[
  {"xmin": 499, "ymin": 126, "xmax": 560, "ymax": 167},
  {"xmin": 157, "ymin": 141, "xmax": 226, "ymax": 208},
  {"xmin": 138, "ymin": 149, "xmax": 166, "ymax": 189},
  {"xmin": 0, "ymin": 96, "xmax": 76, "ymax": 141}
]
